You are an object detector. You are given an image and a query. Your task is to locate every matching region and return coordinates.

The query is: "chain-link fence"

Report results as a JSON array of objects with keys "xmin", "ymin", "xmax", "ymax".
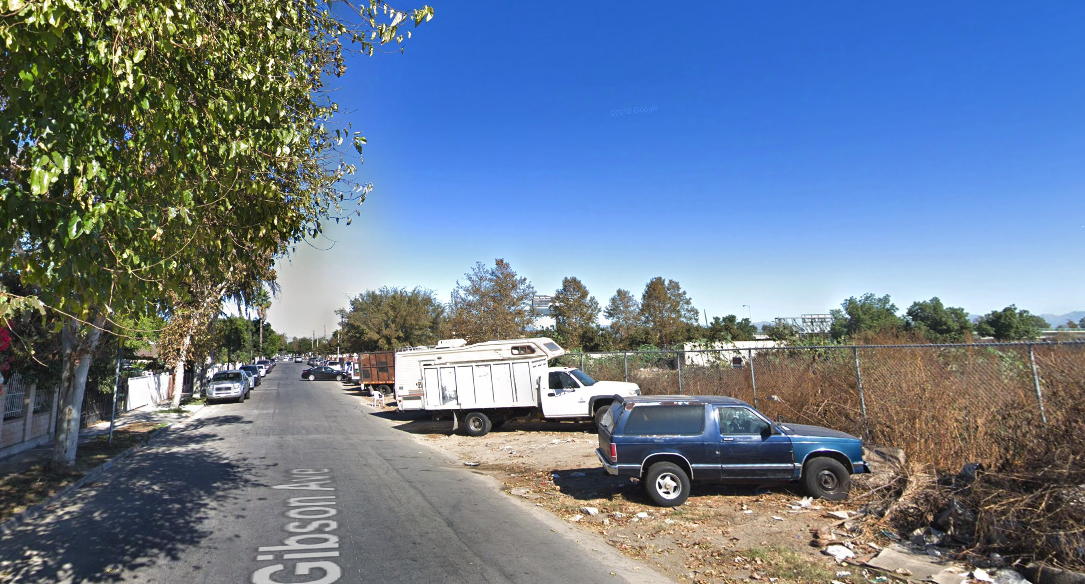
[{"xmin": 560, "ymin": 341, "xmax": 1085, "ymax": 470}]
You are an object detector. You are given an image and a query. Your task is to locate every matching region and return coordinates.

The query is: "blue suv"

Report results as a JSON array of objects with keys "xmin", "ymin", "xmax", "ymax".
[{"xmin": 596, "ymin": 395, "xmax": 867, "ymax": 506}]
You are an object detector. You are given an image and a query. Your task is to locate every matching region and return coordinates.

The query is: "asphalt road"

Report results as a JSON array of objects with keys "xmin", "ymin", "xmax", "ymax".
[{"xmin": 0, "ymin": 363, "xmax": 667, "ymax": 584}]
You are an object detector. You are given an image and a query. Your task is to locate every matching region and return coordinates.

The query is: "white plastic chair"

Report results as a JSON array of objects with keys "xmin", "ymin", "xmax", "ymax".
[{"xmin": 372, "ymin": 389, "xmax": 386, "ymax": 407}]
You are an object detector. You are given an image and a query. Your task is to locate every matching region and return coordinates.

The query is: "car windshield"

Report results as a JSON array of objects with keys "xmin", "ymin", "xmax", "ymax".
[
  {"xmin": 212, "ymin": 372, "xmax": 241, "ymax": 382},
  {"xmin": 570, "ymin": 369, "xmax": 596, "ymax": 386},
  {"xmin": 241, "ymin": 366, "xmax": 257, "ymax": 373}
]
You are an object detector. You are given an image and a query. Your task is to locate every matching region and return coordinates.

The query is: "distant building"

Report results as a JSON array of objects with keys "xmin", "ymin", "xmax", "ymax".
[{"xmin": 774, "ymin": 314, "xmax": 833, "ymax": 335}]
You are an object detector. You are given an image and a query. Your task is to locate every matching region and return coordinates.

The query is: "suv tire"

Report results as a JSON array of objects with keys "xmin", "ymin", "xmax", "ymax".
[
  {"xmin": 802, "ymin": 457, "xmax": 851, "ymax": 501},
  {"xmin": 463, "ymin": 412, "xmax": 492, "ymax": 437},
  {"xmin": 645, "ymin": 462, "xmax": 690, "ymax": 507}
]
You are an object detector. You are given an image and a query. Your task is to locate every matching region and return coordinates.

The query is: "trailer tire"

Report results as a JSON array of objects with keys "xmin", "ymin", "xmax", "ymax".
[{"xmin": 463, "ymin": 412, "xmax": 492, "ymax": 437}]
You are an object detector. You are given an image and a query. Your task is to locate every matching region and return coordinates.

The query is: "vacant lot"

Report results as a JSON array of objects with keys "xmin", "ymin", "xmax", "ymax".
[{"xmin": 376, "ymin": 409, "xmax": 900, "ymax": 584}]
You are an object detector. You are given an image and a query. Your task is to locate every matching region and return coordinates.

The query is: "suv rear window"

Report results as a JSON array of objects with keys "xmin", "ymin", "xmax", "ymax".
[{"xmin": 622, "ymin": 405, "xmax": 705, "ymax": 436}]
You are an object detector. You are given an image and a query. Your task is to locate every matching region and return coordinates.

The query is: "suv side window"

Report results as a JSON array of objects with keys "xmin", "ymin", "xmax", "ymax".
[
  {"xmin": 717, "ymin": 407, "xmax": 771, "ymax": 435},
  {"xmin": 623, "ymin": 405, "xmax": 705, "ymax": 436}
]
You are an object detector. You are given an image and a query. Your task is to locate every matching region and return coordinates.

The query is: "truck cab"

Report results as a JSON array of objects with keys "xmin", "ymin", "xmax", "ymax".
[{"xmin": 542, "ymin": 367, "xmax": 640, "ymax": 424}]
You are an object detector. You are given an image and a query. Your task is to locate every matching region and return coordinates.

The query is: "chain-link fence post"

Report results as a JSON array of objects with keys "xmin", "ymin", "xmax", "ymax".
[
  {"xmin": 676, "ymin": 349, "xmax": 683, "ymax": 394},
  {"xmin": 1027, "ymin": 343, "xmax": 1048, "ymax": 425},
  {"xmin": 623, "ymin": 352, "xmax": 628, "ymax": 382},
  {"xmin": 748, "ymin": 349, "xmax": 758, "ymax": 409},
  {"xmin": 852, "ymin": 347, "xmax": 869, "ymax": 436}
]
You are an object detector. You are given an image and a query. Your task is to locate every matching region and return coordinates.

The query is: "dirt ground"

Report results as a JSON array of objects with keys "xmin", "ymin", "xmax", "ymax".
[{"xmin": 371, "ymin": 404, "xmax": 906, "ymax": 584}]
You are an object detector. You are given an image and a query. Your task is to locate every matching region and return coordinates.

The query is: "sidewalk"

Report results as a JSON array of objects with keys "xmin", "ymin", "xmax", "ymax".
[{"xmin": 0, "ymin": 402, "xmax": 204, "ymax": 476}]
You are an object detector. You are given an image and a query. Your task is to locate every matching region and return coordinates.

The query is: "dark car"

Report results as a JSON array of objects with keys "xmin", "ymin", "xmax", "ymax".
[
  {"xmin": 596, "ymin": 395, "xmax": 866, "ymax": 507},
  {"xmin": 301, "ymin": 366, "xmax": 348, "ymax": 381},
  {"xmin": 240, "ymin": 365, "xmax": 262, "ymax": 386}
]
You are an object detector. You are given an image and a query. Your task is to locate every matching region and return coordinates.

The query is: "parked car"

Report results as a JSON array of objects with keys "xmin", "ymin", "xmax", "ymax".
[
  {"xmin": 207, "ymin": 370, "xmax": 250, "ymax": 403},
  {"xmin": 238, "ymin": 368, "xmax": 257, "ymax": 392},
  {"xmin": 240, "ymin": 365, "xmax": 263, "ymax": 386},
  {"xmin": 301, "ymin": 366, "xmax": 348, "ymax": 381},
  {"xmin": 257, "ymin": 359, "xmax": 273, "ymax": 372},
  {"xmin": 596, "ymin": 395, "xmax": 867, "ymax": 506},
  {"xmin": 294, "ymin": 356, "xmax": 305, "ymax": 363}
]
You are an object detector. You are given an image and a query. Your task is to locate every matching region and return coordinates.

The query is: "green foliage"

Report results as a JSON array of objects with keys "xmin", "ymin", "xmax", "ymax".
[
  {"xmin": 550, "ymin": 277, "xmax": 600, "ymax": 350},
  {"xmin": 448, "ymin": 259, "xmax": 535, "ymax": 342},
  {"xmin": 218, "ymin": 316, "xmax": 254, "ymax": 363},
  {"xmin": 974, "ymin": 305, "xmax": 1049, "ymax": 341},
  {"xmin": 704, "ymin": 315, "xmax": 757, "ymax": 343},
  {"xmin": 904, "ymin": 297, "xmax": 973, "ymax": 343},
  {"xmin": 638, "ymin": 277, "xmax": 698, "ymax": 347},
  {"xmin": 762, "ymin": 321, "xmax": 798, "ymax": 342},
  {"xmin": 604, "ymin": 289, "xmax": 640, "ymax": 349},
  {"xmin": 829, "ymin": 293, "xmax": 905, "ymax": 341},
  {"xmin": 339, "ymin": 287, "xmax": 446, "ymax": 351}
]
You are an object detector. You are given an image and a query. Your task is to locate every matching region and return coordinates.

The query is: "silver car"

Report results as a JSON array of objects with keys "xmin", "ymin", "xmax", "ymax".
[{"xmin": 207, "ymin": 370, "xmax": 250, "ymax": 403}]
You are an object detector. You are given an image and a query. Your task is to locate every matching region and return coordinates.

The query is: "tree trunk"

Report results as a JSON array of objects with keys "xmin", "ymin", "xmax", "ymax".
[
  {"xmin": 52, "ymin": 315, "xmax": 105, "ymax": 467},
  {"xmin": 170, "ymin": 333, "xmax": 192, "ymax": 408},
  {"xmin": 259, "ymin": 317, "xmax": 264, "ymax": 358}
]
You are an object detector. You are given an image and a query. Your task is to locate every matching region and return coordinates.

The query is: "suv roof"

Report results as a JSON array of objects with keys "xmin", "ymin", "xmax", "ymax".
[{"xmin": 619, "ymin": 395, "xmax": 752, "ymax": 407}]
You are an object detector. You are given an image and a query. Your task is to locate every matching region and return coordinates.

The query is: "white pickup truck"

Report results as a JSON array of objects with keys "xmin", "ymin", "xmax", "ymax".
[{"xmin": 394, "ymin": 337, "xmax": 640, "ymax": 436}]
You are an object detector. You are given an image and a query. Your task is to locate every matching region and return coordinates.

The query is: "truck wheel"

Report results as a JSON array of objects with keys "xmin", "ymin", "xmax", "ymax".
[
  {"xmin": 802, "ymin": 457, "xmax": 851, "ymax": 501},
  {"xmin": 645, "ymin": 462, "xmax": 690, "ymax": 507},
  {"xmin": 377, "ymin": 385, "xmax": 391, "ymax": 396},
  {"xmin": 592, "ymin": 407, "xmax": 608, "ymax": 430},
  {"xmin": 463, "ymin": 412, "xmax": 492, "ymax": 437}
]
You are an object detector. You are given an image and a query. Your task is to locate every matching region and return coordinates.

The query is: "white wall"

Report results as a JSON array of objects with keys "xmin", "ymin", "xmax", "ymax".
[{"xmin": 127, "ymin": 373, "xmax": 170, "ymax": 410}]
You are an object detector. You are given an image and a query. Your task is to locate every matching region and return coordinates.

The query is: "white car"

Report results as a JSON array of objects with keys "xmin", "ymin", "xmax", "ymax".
[{"xmin": 206, "ymin": 370, "xmax": 250, "ymax": 403}]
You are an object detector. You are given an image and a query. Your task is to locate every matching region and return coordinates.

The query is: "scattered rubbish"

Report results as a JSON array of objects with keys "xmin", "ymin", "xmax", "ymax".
[
  {"xmin": 991, "ymin": 570, "xmax": 1029, "ymax": 584},
  {"xmin": 879, "ymin": 529, "xmax": 901, "ymax": 541},
  {"xmin": 580, "ymin": 507, "xmax": 599, "ymax": 516},
  {"xmin": 771, "ymin": 516, "xmax": 785, "ymax": 521},
  {"xmin": 974, "ymin": 569, "xmax": 995, "ymax": 582},
  {"xmin": 510, "ymin": 487, "xmax": 531, "ymax": 496},
  {"xmin": 612, "ymin": 512, "xmax": 625, "ymax": 519},
  {"xmin": 896, "ymin": 568, "xmax": 913, "ymax": 576},
  {"xmin": 636, "ymin": 512, "xmax": 649, "ymax": 519},
  {"xmin": 911, "ymin": 526, "xmax": 946, "ymax": 547},
  {"xmin": 664, "ymin": 519, "xmax": 675, "ymax": 525},
  {"xmin": 865, "ymin": 545, "xmax": 968, "ymax": 584},
  {"xmin": 569, "ymin": 514, "xmax": 583, "ymax": 522},
  {"xmin": 827, "ymin": 510, "xmax": 851, "ymax": 520},
  {"xmin": 823, "ymin": 545, "xmax": 855, "ymax": 562},
  {"xmin": 464, "ymin": 461, "xmax": 480, "ymax": 467},
  {"xmin": 551, "ymin": 439, "xmax": 561, "ymax": 444},
  {"xmin": 743, "ymin": 510, "xmax": 754, "ymax": 514},
  {"xmin": 836, "ymin": 571, "xmax": 852, "ymax": 577}
]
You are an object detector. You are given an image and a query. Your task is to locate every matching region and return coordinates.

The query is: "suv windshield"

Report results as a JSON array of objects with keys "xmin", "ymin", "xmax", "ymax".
[
  {"xmin": 570, "ymin": 369, "xmax": 596, "ymax": 386},
  {"xmin": 212, "ymin": 372, "xmax": 241, "ymax": 382}
]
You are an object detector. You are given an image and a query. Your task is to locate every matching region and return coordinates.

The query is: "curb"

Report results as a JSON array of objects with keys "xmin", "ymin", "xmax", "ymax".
[{"xmin": 0, "ymin": 405, "xmax": 207, "ymax": 535}]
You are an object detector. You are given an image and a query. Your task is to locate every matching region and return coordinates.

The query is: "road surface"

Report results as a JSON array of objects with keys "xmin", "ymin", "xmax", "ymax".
[{"xmin": 0, "ymin": 362, "xmax": 667, "ymax": 584}]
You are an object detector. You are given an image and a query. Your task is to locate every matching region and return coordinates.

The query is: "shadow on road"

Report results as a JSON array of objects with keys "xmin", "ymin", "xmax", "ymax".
[{"xmin": 0, "ymin": 419, "xmax": 265, "ymax": 583}]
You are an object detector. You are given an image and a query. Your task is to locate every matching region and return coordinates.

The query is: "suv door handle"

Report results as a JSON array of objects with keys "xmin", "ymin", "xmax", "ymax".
[{"xmin": 722, "ymin": 437, "xmax": 734, "ymax": 442}]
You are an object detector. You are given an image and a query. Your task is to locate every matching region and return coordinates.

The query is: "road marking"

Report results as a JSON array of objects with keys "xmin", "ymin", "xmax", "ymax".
[{"xmin": 252, "ymin": 469, "xmax": 342, "ymax": 584}]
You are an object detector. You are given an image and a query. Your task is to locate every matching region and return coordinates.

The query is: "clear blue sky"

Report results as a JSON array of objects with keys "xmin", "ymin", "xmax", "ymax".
[{"xmin": 268, "ymin": 1, "xmax": 1085, "ymax": 340}]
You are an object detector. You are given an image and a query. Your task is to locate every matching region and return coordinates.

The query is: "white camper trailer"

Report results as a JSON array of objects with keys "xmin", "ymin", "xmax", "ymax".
[{"xmin": 394, "ymin": 337, "xmax": 640, "ymax": 436}]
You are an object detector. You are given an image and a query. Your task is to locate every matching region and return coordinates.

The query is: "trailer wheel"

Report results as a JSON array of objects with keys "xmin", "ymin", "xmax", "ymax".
[{"xmin": 463, "ymin": 412, "xmax": 492, "ymax": 437}]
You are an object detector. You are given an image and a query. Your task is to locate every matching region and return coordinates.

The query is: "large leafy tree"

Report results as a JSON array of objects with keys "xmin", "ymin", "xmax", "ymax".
[
  {"xmin": 604, "ymin": 289, "xmax": 641, "ymax": 349},
  {"xmin": 904, "ymin": 297, "xmax": 973, "ymax": 343},
  {"xmin": 448, "ymin": 259, "xmax": 535, "ymax": 342},
  {"xmin": 705, "ymin": 315, "xmax": 757, "ymax": 343},
  {"xmin": 339, "ymin": 287, "xmax": 446, "ymax": 351},
  {"xmin": 0, "ymin": 1, "xmax": 432, "ymax": 466},
  {"xmin": 550, "ymin": 277, "xmax": 600, "ymax": 350},
  {"xmin": 829, "ymin": 293, "xmax": 905, "ymax": 341},
  {"xmin": 974, "ymin": 305, "xmax": 1048, "ymax": 341},
  {"xmin": 638, "ymin": 277, "xmax": 698, "ymax": 347}
]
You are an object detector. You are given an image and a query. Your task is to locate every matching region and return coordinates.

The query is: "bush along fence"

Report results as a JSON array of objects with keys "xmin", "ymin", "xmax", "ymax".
[{"xmin": 559, "ymin": 341, "xmax": 1085, "ymax": 472}]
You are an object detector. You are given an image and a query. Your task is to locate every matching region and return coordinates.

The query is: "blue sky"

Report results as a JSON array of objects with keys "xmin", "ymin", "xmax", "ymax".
[{"xmin": 268, "ymin": 1, "xmax": 1085, "ymax": 339}]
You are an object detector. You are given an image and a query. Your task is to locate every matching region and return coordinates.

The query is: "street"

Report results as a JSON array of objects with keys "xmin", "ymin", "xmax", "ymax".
[{"xmin": 0, "ymin": 363, "xmax": 665, "ymax": 584}]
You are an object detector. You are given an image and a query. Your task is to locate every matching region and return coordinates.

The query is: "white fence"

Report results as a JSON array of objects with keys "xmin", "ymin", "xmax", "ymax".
[{"xmin": 126, "ymin": 372, "xmax": 171, "ymax": 411}]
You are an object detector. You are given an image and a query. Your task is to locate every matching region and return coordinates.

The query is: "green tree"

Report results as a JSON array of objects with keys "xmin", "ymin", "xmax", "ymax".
[
  {"xmin": 904, "ymin": 297, "xmax": 973, "ymax": 343},
  {"xmin": 604, "ymin": 289, "xmax": 641, "ymax": 349},
  {"xmin": 829, "ymin": 293, "xmax": 905, "ymax": 341},
  {"xmin": 762, "ymin": 321, "xmax": 798, "ymax": 343},
  {"xmin": 0, "ymin": 1, "xmax": 432, "ymax": 466},
  {"xmin": 550, "ymin": 277, "xmax": 600, "ymax": 350},
  {"xmin": 339, "ymin": 287, "xmax": 446, "ymax": 351},
  {"xmin": 638, "ymin": 277, "xmax": 698, "ymax": 347},
  {"xmin": 705, "ymin": 315, "xmax": 757, "ymax": 343},
  {"xmin": 449, "ymin": 260, "xmax": 535, "ymax": 342},
  {"xmin": 218, "ymin": 317, "xmax": 254, "ymax": 366},
  {"xmin": 974, "ymin": 305, "xmax": 1049, "ymax": 341}
]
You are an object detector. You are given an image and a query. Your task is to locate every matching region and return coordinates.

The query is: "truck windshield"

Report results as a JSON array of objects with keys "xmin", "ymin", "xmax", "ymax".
[
  {"xmin": 213, "ymin": 372, "xmax": 242, "ymax": 382},
  {"xmin": 570, "ymin": 369, "xmax": 596, "ymax": 386}
]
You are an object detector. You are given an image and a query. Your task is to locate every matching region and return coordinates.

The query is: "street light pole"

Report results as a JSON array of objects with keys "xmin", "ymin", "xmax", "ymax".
[{"xmin": 742, "ymin": 304, "xmax": 752, "ymax": 321}]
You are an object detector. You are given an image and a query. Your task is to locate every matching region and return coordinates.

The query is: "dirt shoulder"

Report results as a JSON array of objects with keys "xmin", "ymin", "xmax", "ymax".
[{"xmin": 372, "ymin": 406, "xmax": 899, "ymax": 584}]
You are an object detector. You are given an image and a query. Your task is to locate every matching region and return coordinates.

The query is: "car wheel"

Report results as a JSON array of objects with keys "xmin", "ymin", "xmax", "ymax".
[
  {"xmin": 462, "ymin": 412, "xmax": 492, "ymax": 437},
  {"xmin": 308, "ymin": 374, "xmax": 316, "ymax": 381},
  {"xmin": 802, "ymin": 457, "xmax": 851, "ymax": 501},
  {"xmin": 337, "ymin": 374, "xmax": 345, "ymax": 381},
  {"xmin": 592, "ymin": 406, "xmax": 608, "ymax": 430},
  {"xmin": 644, "ymin": 462, "xmax": 691, "ymax": 507}
]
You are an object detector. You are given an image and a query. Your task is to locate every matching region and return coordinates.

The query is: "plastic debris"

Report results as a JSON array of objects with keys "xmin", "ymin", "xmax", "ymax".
[
  {"xmin": 464, "ymin": 461, "xmax": 480, "ymax": 466},
  {"xmin": 823, "ymin": 545, "xmax": 856, "ymax": 562},
  {"xmin": 580, "ymin": 507, "xmax": 599, "ymax": 516}
]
